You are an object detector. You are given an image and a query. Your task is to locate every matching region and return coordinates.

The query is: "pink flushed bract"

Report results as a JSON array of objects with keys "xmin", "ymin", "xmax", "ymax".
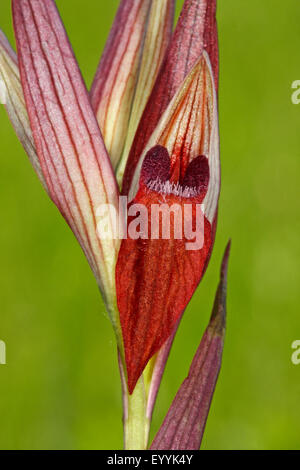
[
  {"xmin": 12, "ymin": 0, "xmax": 120, "ymax": 302},
  {"xmin": 151, "ymin": 242, "xmax": 230, "ymax": 450}
]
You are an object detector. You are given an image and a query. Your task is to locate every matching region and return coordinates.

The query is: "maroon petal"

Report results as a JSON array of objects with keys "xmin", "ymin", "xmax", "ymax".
[{"xmin": 150, "ymin": 241, "xmax": 230, "ymax": 450}]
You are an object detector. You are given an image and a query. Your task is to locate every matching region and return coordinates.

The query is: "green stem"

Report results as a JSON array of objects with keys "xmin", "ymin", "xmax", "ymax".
[
  {"xmin": 105, "ymin": 290, "xmax": 154, "ymax": 449},
  {"xmin": 124, "ymin": 377, "xmax": 150, "ymax": 450}
]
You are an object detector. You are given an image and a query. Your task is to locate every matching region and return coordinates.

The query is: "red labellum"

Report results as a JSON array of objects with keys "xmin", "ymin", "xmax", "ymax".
[{"xmin": 116, "ymin": 145, "xmax": 212, "ymax": 393}]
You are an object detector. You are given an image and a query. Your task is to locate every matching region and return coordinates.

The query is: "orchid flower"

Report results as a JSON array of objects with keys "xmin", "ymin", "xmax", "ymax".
[{"xmin": 0, "ymin": 0, "xmax": 230, "ymax": 450}]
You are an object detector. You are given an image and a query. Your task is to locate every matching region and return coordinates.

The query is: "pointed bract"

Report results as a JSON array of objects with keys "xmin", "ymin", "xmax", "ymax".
[
  {"xmin": 91, "ymin": 0, "xmax": 174, "ymax": 170},
  {"xmin": 12, "ymin": 0, "xmax": 120, "ymax": 322},
  {"xmin": 150, "ymin": 241, "xmax": 230, "ymax": 450},
  {"xmin": 116, "ymin": 0, "xmax": 175, "ymax": 183}
]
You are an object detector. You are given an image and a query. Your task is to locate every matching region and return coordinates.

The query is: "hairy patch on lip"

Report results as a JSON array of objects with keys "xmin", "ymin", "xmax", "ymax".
[
  {"xmin": 147, "ymin": 178, "xmax": 199, "ymax": 198},
  {"xmin": 141, "ymin": 145, "xmax": 210, "ymax": 201}
]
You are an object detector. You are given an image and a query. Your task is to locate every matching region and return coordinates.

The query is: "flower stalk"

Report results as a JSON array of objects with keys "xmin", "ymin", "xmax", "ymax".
[{"xmin": 119, "ymin": 354, "xmax": 153, "ymax": 450}]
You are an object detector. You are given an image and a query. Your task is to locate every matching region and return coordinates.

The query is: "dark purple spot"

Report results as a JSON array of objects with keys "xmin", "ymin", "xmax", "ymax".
[
  {"xmin": 181, "ymin": 155, "xmax": 209, "ymax": 197},
  {"xmin": 141, "ymin": 145, "xmax": 170, "ymax": 185}
]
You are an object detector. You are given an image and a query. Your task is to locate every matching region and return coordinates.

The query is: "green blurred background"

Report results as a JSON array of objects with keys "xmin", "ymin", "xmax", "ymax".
[{"xmin": 0, "ymin": 0, "xmax": 299, "ymax": 450}]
